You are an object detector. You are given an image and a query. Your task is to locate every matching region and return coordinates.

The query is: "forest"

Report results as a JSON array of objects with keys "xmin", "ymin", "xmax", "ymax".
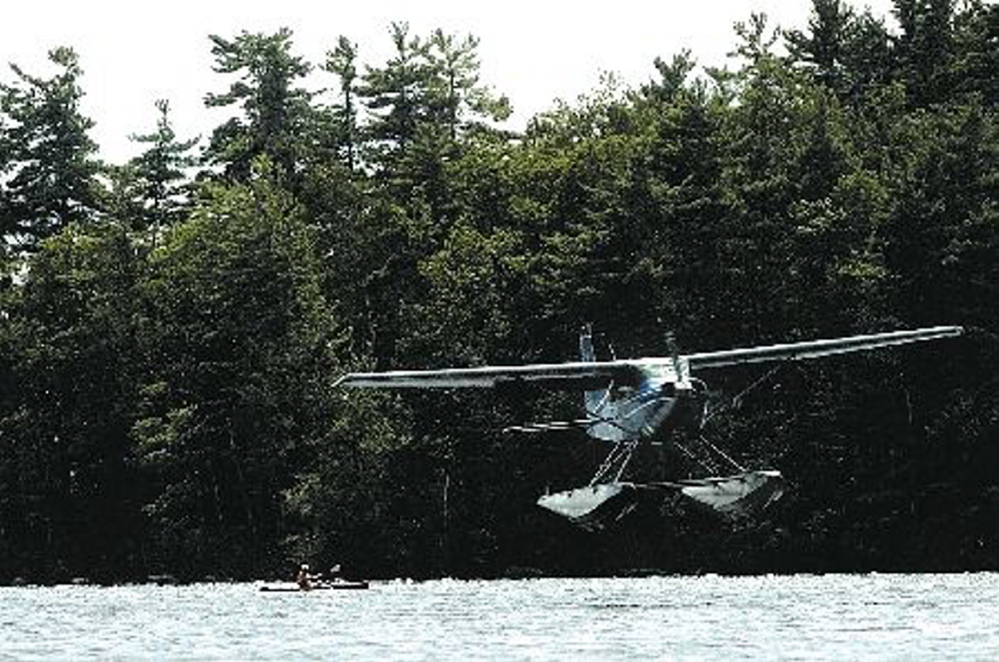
[{"xmin": 1, "ymin": 0, "xmax": 997, "ymax": 584}]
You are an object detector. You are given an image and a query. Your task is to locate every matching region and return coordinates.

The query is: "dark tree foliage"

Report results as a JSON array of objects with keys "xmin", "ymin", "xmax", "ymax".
[
  {"xmin": 0, "ymin": 223, "xmax": 145, "ymax": 581},
  {"xmin": 131, "ymin": 162, "xmax": 336, "ymax": 580},
  {"xmin": 1, "ymin": 10, "xmax": 997, "ymax": 583}
]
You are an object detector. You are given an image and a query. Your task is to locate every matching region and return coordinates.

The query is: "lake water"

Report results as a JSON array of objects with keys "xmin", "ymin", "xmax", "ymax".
[{"xmin": 2, "ymin": 573, "xmax": 997, "ymax": 660}]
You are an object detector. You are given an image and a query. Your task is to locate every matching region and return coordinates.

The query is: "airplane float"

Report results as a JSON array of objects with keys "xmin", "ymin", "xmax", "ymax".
[{"xmin": 336, "ymin": 325, "xmax": 963, "ymax": 528}]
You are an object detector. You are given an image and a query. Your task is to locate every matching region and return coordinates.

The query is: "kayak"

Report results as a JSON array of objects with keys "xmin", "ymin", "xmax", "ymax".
[{"xmin": 260, "ymin": 581, "xmax": 369, "ymax": 592}]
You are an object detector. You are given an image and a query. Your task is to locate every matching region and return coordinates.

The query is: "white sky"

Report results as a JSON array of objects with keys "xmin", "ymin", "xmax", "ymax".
[{"xmin": 2, "ymin": 0, "xmax": 895, "ymax": 164}]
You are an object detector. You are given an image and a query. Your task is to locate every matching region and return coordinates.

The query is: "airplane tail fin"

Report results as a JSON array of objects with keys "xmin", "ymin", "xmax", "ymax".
[{"xmin": 580, "ymin": 325, "xmax": 608, "ymax": 414}]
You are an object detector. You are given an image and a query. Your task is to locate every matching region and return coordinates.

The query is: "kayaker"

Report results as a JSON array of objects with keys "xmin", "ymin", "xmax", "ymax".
[{"xmin": 296, "ymin": 563, "xmax": 313, "ymax": 591}]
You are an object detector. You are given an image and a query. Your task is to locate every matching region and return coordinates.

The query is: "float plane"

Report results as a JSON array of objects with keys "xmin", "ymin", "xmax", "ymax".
[{"xmin": 336, "ymin": 325, "xmax": 963, "ymax": 528}]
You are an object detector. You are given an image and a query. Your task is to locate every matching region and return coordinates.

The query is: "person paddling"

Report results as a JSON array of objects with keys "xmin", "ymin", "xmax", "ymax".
[{"xmin": 296, "ymin": 563, "xmax": 313, "ymax": 591}]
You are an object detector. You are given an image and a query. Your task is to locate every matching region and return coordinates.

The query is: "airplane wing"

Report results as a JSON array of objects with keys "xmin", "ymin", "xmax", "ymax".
[
  {"xmin": 336, "ymin": 326, "xmax": 962, "ymax": 388},
  {"xmin": 683, "ymin": 326, "xmax": 963, "ymax": 371},
  {"xmin": 335, "ymin": 360, "xmax": 645, "ymax": 389}
]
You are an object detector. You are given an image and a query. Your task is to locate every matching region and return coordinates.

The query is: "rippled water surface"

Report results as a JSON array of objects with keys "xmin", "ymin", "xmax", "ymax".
[{"xmin": 3, "ymin": 573, "xmax": 998, "ymax": 660}]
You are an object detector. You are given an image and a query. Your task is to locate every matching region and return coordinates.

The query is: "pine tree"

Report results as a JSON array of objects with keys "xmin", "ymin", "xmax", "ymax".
[
  {"xmin": 424, "ymin": 29, "xmax": 511, "ymax": 143},
  {"xmin": 786, "ymin": 0, "xmax": 854, "ymax": 92},
  {"xmin": 203, "ymin": 29, "xmax": 314, "ymax": 185},
  {"xmin": 358, "ymin": 22, "xmax": 429, "ymax": 172},
  {"xmin": 0, "ymin": 47, "xmax": 104, "ymax": 250},
  {"xmin": 122, "ymin": 99, "xmax": 198, "ymax": 233},
  {"xmin": 838, "ymin": 9, "xmax": 894, "ymax": 105},
  {"xmin": 893, "ymin": 0, "xmax": 957, "ymax": 106},
  {"xmin": 360, "ymin": 24, "xmax": 512, "ymax": 214},
  {"xmin": 322, "ymin": 36, "xmax": 360, "ymax": 171},
  {"xmin": 952, "ymin": 0, "xmax": 999, "ymax": 106}
]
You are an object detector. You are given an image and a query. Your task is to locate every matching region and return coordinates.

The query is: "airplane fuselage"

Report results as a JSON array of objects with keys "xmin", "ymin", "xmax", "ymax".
[{"xmin": 587, "ymin": 362, "xmax": 706, "ymax": 442}]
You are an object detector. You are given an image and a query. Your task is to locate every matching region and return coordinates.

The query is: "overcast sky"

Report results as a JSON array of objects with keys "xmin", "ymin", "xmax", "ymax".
[{"xmin": 2, "ymin": 0, "xmax": 895, "ymax": 164}]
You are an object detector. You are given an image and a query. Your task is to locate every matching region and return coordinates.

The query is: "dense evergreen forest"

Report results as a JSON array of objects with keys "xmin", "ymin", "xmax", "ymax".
[{"xmin": 2, "ymin": 0, "xmax": 998, "ymax": 584}]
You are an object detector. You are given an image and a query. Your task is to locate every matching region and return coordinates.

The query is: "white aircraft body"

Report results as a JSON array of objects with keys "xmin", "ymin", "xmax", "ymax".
[{"xmin": 337, "ymin": 325, "xmax": 963, "ymax": 527}]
